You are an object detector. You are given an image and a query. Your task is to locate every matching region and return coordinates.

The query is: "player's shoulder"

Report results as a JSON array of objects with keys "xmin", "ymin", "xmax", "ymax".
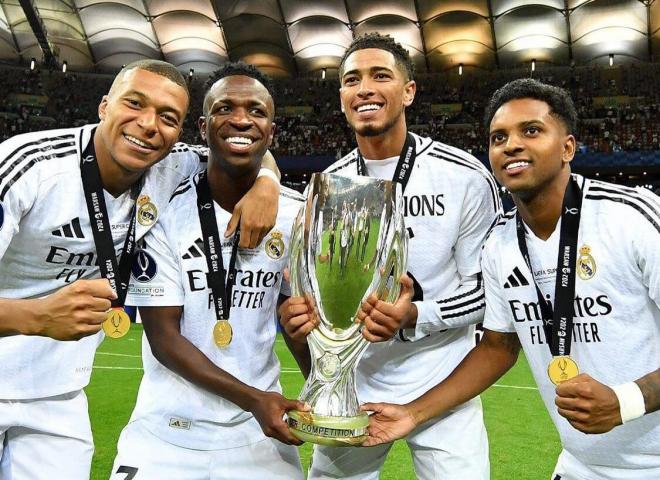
[
  {"xmin": 583, "ymin": 175, "xmax": 660, "ymax": 235},
  {"xmin": 421, "ymin": 135, "xmax": 491, "ymax": 179},
  {"xmin": 0, "ymin": 125, "xmax": 85, "ymax": 200},
  {"xmin": 168, "ymin": 172, "xmax": 198, "ymax": 206},
  {"xmin": 483, "ymin": 208, "xmax": 517, "ymax": 252},
  {"xmin": 279, "ymin": 185, "xmax": 304, "ymax": 204},
  {"xmin": 323, "ymin": 150, "xmax": 359, "ymax": 175},
  {"xmin": 151, "ymin": 142, "xmax": 206, "ymax": 177}
]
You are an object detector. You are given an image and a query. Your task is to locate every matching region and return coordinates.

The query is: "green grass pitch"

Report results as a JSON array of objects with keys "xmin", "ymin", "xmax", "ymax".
[{"xmin": 89, "ymin": 325, "xmax": 560, "ymax": 479}]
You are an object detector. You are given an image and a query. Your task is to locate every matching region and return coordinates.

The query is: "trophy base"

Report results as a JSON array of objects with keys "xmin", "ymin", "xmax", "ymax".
[{"xmin": 287, "ymin": 410, "xmax": 369, "ymax": 447}]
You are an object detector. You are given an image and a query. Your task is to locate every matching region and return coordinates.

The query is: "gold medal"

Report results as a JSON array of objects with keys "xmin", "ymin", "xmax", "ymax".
[
  {"xmin": 103, "ymin": 307, "xmax": 131, "ymax": 339},
  {"xmin": 213, "ymin": 319, "xmax": 232, "ymax": 348},
  {"xmin": 547, "ymin": 356, "xmax": 579, "ymax": 385}
]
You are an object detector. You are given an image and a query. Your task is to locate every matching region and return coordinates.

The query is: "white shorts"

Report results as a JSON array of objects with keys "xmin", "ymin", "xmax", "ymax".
[
  {"xmin": 551, "ymin": 449, "xmax": 660, "ymax": 480},
  {"xmin": 0, "ymin": 390, "xmax": 93, "ymax": 480},
  {"xmin": 309, "ymin": 397, "xmax": 489, "ymax": 480},
  {"xmin": 110, "ymin": 420, "xmax": 304, "ymax": 480}
]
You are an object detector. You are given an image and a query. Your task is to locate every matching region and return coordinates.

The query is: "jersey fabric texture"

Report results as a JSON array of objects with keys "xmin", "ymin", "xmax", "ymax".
[
  {"xmin": 0, "ymin": 125, "xmax": 204, "ymax": 400},
  {"xmin": 483, "ymin": 174, "xmax": 660, "ymax": 479},
  {"xmin": 124, "ymin": 173, "xmax": 303, "ymax": 451},
  {"xmin": 324, "ymin": 132, "xmax": 502, "ymax": 404}
]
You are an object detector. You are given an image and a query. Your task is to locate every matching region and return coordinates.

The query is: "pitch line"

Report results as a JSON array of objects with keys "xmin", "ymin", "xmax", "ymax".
[
  {"xmin": 92, "ymin": 364, "xmax": 539, "ymax": 390},
  {"xmin": 96, "ymin": 352, "xmax": 141, "ymax": 358}
]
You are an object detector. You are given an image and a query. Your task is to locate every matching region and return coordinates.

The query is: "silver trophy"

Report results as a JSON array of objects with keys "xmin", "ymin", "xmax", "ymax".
[{"xmin": 287, "ymin": 172, "xmax": 407, "ymax": 446}]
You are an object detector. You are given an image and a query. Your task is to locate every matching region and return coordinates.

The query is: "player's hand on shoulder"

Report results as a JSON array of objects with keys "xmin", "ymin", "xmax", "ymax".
[
  {"xmin": 32, "ymin": 278, "xmax": 116, "ymax": 341},
  {"xmin": 554, "ymin": 373, "xmax": 622, "ymax": 434},
  {"xmin": 360, "ymin": 402, "xmax": 417, "ymax": 447},
  {"xmin": 226, "ymin": 174, "xmax": 279, "ymax": 249},
  {"xmin": 278, "ymin": 295, "xmax": 318, "ymax": 342},
  {"xmin": 248, "ymin": 391, "xmax": 309, "ymax": 446},
  {"xmin": 358, "ymin": 275, "xmax": 416, "ymax": 343}
]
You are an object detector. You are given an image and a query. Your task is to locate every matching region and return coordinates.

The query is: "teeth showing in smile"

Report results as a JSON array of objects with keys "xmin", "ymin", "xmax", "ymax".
[
  {"xmin": 506, "ymin": 161, "xmax": 530, "ymax": 170},
  {"xmin": 125, "ymin": 134, "xmax": 152, "ymax": 149},
  {"xmin": 357, "ymin": 104, "xmax": 381, "ymax": 113},
  {"xmin": 226, "ymin": 136, "xmax": 253, "ymax": 145}
]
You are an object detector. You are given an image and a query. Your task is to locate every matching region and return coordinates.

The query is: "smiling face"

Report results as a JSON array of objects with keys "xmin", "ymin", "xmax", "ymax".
[
  {"xmin": 488, "ymin": 98, "xmax": 576, "ymax": 200},
  {"xmin": 339, "ymin": 48, "xmax": 415, "ymax": 138},
  {"xmin": 199, "ymin": 75, "xmax": 274, "ymax": 177},
  {"xmin": 95, "ymin": 68, "xmax": 188, "ymax": 174}
]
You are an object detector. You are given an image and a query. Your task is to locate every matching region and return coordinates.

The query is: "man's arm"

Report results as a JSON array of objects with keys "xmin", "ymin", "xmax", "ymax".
[
  {"xmin": 554, "ymin": 368, "xmax": 660, "ymax": 435},
  {"xmin": 554, "ymin": 197, "xmax": 660, "ymax": 434},
  {"xmin": 0, "ymin": 279, "xmax": 115, "ymax": 340},
  {"xmin": 361, "ymin": 329, "xmax": 520, "ymax": 446},
  {"xmin": 140, "ymin": 305, "xmax": 306, "ymax": 445},
  {"xmin": 226, "ymin": 150, "xmax": 281, "ymax": 248}
]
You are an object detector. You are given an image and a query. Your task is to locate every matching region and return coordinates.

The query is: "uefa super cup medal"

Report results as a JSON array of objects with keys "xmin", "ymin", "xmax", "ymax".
[
  {"xmin": 286, "ymin": 173, "xmax": 408, "ymax": 446},
  {"xmin": 547, "ymin": 356, "xmax": 580, "ymax": 385},
  {"xmin": 103, "ymin": 307, "xmax": 131, "ymax": 338}
]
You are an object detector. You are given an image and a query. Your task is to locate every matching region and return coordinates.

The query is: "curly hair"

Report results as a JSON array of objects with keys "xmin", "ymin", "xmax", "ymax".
[
  {"xmin": 484, "ymin": 78, "xmax": 578, "ymax": 134},
  {"xmin": 339, "ymin": 33, "xmax": 415, "ymax": 81},
  {"xmin": 203, "ymin": 61, "xmax": 274, "ymax": 113}
]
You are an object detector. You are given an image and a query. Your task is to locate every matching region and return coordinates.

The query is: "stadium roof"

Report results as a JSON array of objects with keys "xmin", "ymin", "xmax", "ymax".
[{"xmin": 0, "ymin": 0, "xmax": 658, "ymax": 76}]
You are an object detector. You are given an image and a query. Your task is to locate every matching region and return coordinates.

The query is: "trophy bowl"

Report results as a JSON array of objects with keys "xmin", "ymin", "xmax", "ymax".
[{"xmin": 287, "ymin": 172, "xmax": 407, "ymax": 446}]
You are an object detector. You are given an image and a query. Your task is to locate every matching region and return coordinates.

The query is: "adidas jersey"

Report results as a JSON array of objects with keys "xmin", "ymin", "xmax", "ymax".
[
  {"xmin": 0, "ymin": 125, "xmax": 204, "ymax": 399},
  {"xmin": 324, "ymin": 132, "xmax": 501, "ymax": 404},
  {"xmin": 125, "ymin": 173, "xmax": 303, "ymax": 450},
  {"xmin": 483, "ymin": 175, "xmax": 660, "ymax": 478}
]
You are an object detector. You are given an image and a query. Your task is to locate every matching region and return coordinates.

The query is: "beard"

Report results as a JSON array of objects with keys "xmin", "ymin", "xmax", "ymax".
[{"xmin": 350, "ymin": 109, "xmax": 403, "ymax": 138}]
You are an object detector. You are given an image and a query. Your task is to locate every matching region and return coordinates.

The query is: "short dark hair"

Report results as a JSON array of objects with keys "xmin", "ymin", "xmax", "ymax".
[
  {"xmin": 203, "ymin": 61, "xmax": 274, "ymax": 101},
  {"xmin": 114, "ymin": 60, "xmax": 189, "ymax": 98},
  {"xmin": 339, "ymin": 33, "xmax": 415, "ymax": 81},
  {"xmin": 484, "ymin": 78, "xmax": 577, "ymax": 134}
]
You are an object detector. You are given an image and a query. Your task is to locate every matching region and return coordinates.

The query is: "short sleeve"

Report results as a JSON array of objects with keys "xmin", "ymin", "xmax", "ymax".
[{"xmin": 482, "ymin": 240, "xmax": 516, "ymax": 333}]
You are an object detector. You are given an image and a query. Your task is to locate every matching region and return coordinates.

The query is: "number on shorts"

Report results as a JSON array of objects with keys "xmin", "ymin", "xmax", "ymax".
[{"xmin": 116, "ymin": 465, "xmax": 138, "ymax": 480}]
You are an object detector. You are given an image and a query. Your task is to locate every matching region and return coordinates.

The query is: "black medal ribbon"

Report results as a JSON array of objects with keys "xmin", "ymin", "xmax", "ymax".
[
  {"xmin": 79, "ymin": 130, "xmax": 137, "ymax": 308},
  {"xmin": 357, "ymin": 132, "xmax": 416, "ymax": 193},
  {"xmin": 195, "ymin": 171, "xmax": 240, "ymax": 322},
  {"xmin": 515, "ymin": 176, "xmax": 582, "ymax": 357}
]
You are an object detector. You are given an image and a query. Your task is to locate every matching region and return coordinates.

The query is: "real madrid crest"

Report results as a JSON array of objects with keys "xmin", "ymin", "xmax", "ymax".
[
  {"xmin": 137, "ymin": 194, "xmax": 158, "ymax": 226},
  {"xmin": 265, "ymin": 230, "xmax": 285, "ymax": 259},
  {"xmin": 577, "ymin": 244, "xmax": 596, "ymax": 280}
]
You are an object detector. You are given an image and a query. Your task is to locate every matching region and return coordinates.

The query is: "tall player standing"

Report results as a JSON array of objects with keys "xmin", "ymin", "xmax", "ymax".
[
  {"xmin": 109, "ymin": 62, "xmax": 307, "ymax": 480},
  {"xmin": 279, "ymin": 33, "xmax": 501, "ymax": 479},
  {"xmin": 362, "ymin": 79, "xmax": 660, "ymax": 480},
  {"xmin": 0, "ymin": 60, "xmax": 280, "ymax": 480}
]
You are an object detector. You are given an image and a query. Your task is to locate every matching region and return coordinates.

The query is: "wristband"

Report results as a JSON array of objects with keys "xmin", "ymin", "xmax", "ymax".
[
  {"xmin": 611, "ymin": 382, "xmax": 646, "ymax": 423},
  {"xmin": 257, "ymin": 167, "xmax": 280, "ymax": 184}
]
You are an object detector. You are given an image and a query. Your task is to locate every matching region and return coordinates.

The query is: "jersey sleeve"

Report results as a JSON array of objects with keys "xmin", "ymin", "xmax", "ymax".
[
  {"xmin": 406, "ymin": 170, "xmax": 501, "ymax": 340},
  {"xmin": 482, "ymin": 238, "xmax": 516, "ymax": 333},
  {"xmin": 126, "ymin": 211, "xmax": 185, "ymax": 307},
  {"xmin": 632, "ymin": 189, "xmax": 660, "ymax": 313},
  {"xmin": 0, "ymin": 138, "xmax": 39, "ymax": 260}
]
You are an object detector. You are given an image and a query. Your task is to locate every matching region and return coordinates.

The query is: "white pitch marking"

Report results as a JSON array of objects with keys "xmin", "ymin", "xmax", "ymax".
[
  {"xmin": 93, "ymin": 366, "xmax": 143, "ymax": 370},
  {"xmin": 96, "ymin": 352, "xmax": 141, "ymax": 358}
]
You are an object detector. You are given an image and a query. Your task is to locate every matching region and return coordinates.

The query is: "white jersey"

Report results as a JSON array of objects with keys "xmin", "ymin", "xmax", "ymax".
[
  {"xmin": 125, "ymin": 173, "xmax": 303, "ymax": 450},
  {"xmin": 325, "ymin": 132, "xmax": 501, "ymax": 403},
  {"xmin": 483, "ymin": 175, "xmax": 660, "ymax": 478},
  {"xmin": 0, "ymin": 125, "xmax": 204, "ymax": 399}
]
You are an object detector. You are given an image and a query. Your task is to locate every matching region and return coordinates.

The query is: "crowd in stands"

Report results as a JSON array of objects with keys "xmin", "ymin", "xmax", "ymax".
[{"xmin": 1, "ymin": 62, "xmax": 660, "ymax": 160}]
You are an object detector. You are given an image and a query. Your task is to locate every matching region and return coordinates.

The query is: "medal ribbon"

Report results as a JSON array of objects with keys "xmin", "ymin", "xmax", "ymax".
[
  {"xmin": 356, "ymin": 132, "xmax": 416, "ymax": 193},
  {"xmin": 195, "ymin": 171, "xmax": 240, "ymax": 322},
  {"xmin": 515, "ymin": 176, "xmax": 582, "ymax": 357},
  {"xmin": 79, "ymin": 130, "xmax": 137, "ymax": 308}
]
